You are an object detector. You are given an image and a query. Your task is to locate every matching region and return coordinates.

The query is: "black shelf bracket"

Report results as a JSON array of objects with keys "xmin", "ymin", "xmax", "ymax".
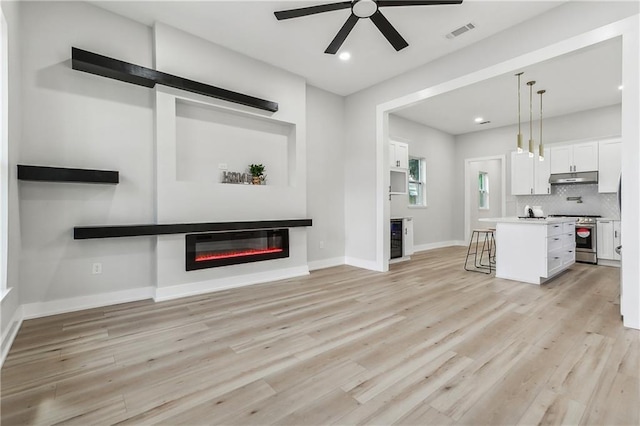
[
  {"xmin": 18, "ymin": 165, "xmax": 119, "ymax": 184},
  {"xmin": 71, "ymin": 47, "xmax": 279, "ymax": 113},
  {"xmin": 74, "ymin": 219, "xmax": 312, "ymax": 240}
]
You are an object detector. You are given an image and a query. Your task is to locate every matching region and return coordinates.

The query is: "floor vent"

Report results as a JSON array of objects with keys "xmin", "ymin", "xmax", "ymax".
[{"xmin": 445, "ymin": 22, "xmax": 476, "ymax": 39}]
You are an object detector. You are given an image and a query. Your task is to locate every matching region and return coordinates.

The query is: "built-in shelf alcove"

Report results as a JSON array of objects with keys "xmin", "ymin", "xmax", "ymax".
[{"xmin": 175, "ymin": 98, "xmax": 295, "ymax": 187}]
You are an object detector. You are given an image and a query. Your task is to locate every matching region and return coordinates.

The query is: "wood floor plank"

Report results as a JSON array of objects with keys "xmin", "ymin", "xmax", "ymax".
[{"xmin": 2, "ymin": 247, "xmax": 638, "ymax": 425}]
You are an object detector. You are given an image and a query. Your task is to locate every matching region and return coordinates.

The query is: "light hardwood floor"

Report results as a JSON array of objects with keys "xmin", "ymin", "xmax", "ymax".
[{"xmin": 2, "ymin": 247, "xmax": 639, "ymax": 425}]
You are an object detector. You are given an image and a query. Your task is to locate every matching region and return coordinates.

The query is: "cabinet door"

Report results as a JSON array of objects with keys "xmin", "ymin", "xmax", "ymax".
[
  {"xmin": 597, "ymin": 220, "xmax": 614, "ymax": 260},
  {"xmin": 550, "ymin": 145, "xmax": 572, "ymax": 174},
  {"xmin": 395, "ymin": 142, "xmax": 409, "ymax": 169},
  {"xmin": 403, "ymin": 218, "xmax": 414, "ymax": 256},
  {"xmin": 573, "ymin": 141, "xmax": 598, "ymax": 172},
  {"xmin": 613, "ymin": 221, "xmax": 621, "ymax": 261},
  {"xmin": 598, "ymin": 140, "xmax": 621, "ymax": 193},
  {"xmin": 534, "ymin": 148, "xmax": 551, "ymax": 195},
  {"xmin": 511, "ymin": 151, "xmax": 534, "ymax": 195},
  {"xmin": 389, "ymin": 143, "xmax": 397, "ymax": 168}
]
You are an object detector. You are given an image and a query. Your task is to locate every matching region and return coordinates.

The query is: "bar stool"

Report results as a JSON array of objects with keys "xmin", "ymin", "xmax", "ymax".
[{"xmin": 464, "ymin": 229, "xmax": 496, "ymax": 274}]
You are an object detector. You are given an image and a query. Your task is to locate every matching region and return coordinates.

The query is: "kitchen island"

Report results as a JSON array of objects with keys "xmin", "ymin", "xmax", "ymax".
[{"xmin": 480, "ymin": 217, "xmax": 576, "ymax": 284}]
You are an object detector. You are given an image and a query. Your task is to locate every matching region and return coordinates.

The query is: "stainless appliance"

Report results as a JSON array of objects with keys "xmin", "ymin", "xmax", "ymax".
[
  {"xmin": 548, "ymin": 215, "xmax": 600, "ymax": 264},
  {"xmin": 549, "ymin": 171, "xmax": 598, "ymax": 185}
]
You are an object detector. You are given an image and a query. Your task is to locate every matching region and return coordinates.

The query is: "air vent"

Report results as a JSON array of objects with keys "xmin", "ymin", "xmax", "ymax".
[{"xmin": 445, "ymin": 22, "xmax": 476, "ymax": 39}]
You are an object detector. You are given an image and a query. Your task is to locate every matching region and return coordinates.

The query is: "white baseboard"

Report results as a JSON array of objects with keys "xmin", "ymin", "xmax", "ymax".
[
  {"xmin": 597, "ymin": 259, "xmax": 621, "ymax": 268},
  {"xmin": 1, "ymin": 305, "xmax": 23, "ymax": 367},
  {"xmin": 21, "ymin": 287, "xmax": 155, "ymax": 320},
  {"xmin": 414, "ymin": 240, "xmax": 467, "ymax": 252},
  {"xmin": 154, "ymin": 266, "xmax": 310, "ymax": 302},
  {"xmin": 308, "ymin": 257, "xmax": 345, "ymax": 271},
  {"xmin": 344, "ymin": 256, "xmax": 381, "ymax": 271}
]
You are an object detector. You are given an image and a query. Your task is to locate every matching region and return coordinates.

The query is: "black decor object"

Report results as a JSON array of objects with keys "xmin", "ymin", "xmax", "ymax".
[
  {"xmin": 185, "ymin": 229, "xmax": 289, "ymax": 270},
  {"xmin": 274, "ymin": 0, "xmax": 463, "ymax": 54},
  {"xmin": 18, "ymin": 165, "xmax": 119, "ymax": 184},
  {"xmin": 71, "ymin": 47, "xmax": 279, "ymax": 113},
  {"xmin": 74, "ymin": 219, "xmax": 312, "ymax": 240}
]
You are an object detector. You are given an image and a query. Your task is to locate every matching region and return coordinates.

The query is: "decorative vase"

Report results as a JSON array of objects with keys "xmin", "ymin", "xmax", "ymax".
[{"xmin": 252, "ymin": 176, "xmax": 261, "ymax": 185}]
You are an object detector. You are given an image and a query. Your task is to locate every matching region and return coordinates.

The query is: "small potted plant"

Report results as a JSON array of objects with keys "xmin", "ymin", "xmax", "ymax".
[{"xmin": 249, "ymin": 163, "xmax": 266, "ymax": 185}]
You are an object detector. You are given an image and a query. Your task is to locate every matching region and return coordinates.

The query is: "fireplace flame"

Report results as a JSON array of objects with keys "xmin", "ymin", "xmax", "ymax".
[{"xmin": 195, "ymin": 248, "xmax": 284, "ymax": 262}]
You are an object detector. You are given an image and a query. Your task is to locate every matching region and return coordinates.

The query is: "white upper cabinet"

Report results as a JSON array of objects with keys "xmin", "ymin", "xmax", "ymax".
[
  {"xmin": 534, "ymin": 148, "xmax": 551, "ymax": 195},
  {"xmin": 550, "ymin": 141, "xmax": 598, "ymax": 173},
  {"xmin": 389, "ymin": 141, "xmax": 409, "ymax": 169},
  {"xmin": 598, "ymin": 139, "xmax": 621, "ymax": 193},
  {"xmin": 511, "ymin": 151, "xmax": 534, "ymax": 195},
  {"xmin": 511, "ymin": 149, "xmax": 550, "ymax": 196}
]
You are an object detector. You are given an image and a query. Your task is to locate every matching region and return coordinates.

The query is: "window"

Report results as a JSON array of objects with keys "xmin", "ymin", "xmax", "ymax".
[
  {"xmin": 408, "ymin": 157, "xmax": 426, "ymax": 207},
  {"xmin": 478, "ymin": 171, "xmax": 489, "ymax": 210}
]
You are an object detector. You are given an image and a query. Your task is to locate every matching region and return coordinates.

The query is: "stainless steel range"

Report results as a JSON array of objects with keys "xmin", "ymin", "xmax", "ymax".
[{"xmin": 548, "ymin": 215, "xmax": 599, "ymax": 264}]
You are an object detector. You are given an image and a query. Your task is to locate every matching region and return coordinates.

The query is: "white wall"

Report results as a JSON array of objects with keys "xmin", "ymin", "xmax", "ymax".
[
  {"xmin": 0, "ymin": 0, "xmax": 22, "ymax": 365},
  {"xmin": 344, "ymin": 1, "xmax": 638, "ymax": 265},
  {"xmin": 17, "ymin": 1, "xmax": 156, "ymax": 307},
  {"xmin": 388, "ymin": 115, "xmax": 457, "ymax": 248},
  {"xmin": 306, "ymin": 85, "xmax": 345, "ymax": 268},
  {"xmin": 454, "ymin": 105, "xmax": 622, "ymax": 240}
]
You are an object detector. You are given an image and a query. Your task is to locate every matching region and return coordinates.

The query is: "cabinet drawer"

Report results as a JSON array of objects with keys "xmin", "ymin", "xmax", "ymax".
[
  {"xmin": 563, "ymin": 249, "xmax": 575, "ymax": 266},
  {"xmin": 563, "ymin": 222, "xmax": 575, "ymax": 233},
  {"xmin": 547, "ymin": 223, "xmax": 564, "ymax": 237},
  {"xmin": 547, "ymin": 254, "xmax": 564, "ymax": 275},
  {"xmin": 547, "ymin": 235, "xmax": 563, "ymax": 252}
]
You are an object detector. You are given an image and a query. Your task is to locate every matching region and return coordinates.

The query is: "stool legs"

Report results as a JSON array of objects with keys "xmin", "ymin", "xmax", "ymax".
[{"xmin": 464, "ymin": 230, "xmax": 495, "ymax": 274}]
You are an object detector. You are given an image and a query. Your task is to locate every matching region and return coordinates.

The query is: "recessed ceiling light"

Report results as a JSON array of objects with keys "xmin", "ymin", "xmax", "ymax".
[
  {"xmin": 339, "ymin": 52, "xmax": 351, "ymax": 61},
  {"xmin": 618, "ymin": 85, "xmax": 624, "ymax": 90},
  {"xmin": 474, "ymin": 117, "xmax": 483, "ymax": 123}
]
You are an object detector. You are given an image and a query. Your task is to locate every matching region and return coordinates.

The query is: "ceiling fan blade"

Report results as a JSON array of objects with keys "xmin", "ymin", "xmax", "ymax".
[
  {"xmin": 369, "ymin": 10, "xmax": 409, "ymax": 51},
  {"xmin": 274, "ymin": 2, "xmax": 352, "ymax": 20},
  {"xmin": 325, "ymin": 14, "xmax": 360, "ymax": 54},
  {"xmin": 377, "ymin": 0, "xmax": 463, "ymax": 6}
]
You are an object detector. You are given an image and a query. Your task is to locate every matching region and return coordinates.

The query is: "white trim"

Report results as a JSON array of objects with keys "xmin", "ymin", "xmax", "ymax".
[
  {"xmin": 308, "ymin": 257, "xmax": 345, "ymax": 271},
  {"xmin": 597, "ymin": 259, "xmax": 621, "ymax": 268},
  {"xmin": 464, "ymin": 155, "xmax": 507, "ymax": 243},
  {"xmin": 1, "ymin": 304, "xmax": 22, "ymax": 367},
  {"xmin": 154, "ymin": 266, "xmax": 309, "ymax": 302},
  {"xmin": 413, "ymin": 240, "xmax": 466, "ymax": 253},
  {"xmin": 21, "ymin": 287, "xmax": 155, "ymax": 320},
  {"xmin": 345, "ymin": 256, "xmax": 381, "ymax": 271}
]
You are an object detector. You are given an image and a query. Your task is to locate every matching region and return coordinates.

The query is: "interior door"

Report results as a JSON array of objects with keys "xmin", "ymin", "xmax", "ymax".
[{"xmin": 468, "ymin": 159, "xmax": 503, "ymax": 234}]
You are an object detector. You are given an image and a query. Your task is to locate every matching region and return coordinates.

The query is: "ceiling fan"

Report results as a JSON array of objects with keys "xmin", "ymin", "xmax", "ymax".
[{"xmin": 274, "ymin": 0, "xmax": 464, "ymax": 54}]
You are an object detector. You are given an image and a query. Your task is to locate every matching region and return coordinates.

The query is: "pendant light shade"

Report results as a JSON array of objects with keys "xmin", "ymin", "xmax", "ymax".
[
  {"xmin": 538, "ymin": 89, "xmax": 546, "ymax": 161},
  {"xmin": 515, "ymin": 72, "xmax": 524, "ymax": 153},
  {"xmin": 527, "ymin": 80, "xmax": 536, "ymax": 158}
]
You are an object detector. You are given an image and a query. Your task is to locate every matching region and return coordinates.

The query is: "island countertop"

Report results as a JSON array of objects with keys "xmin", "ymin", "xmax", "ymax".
[{"xmin": 480, "ymin": 217, "xmax": 577, "ymax": 225}]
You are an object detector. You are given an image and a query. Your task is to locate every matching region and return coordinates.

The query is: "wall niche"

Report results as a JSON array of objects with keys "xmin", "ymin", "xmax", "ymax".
[{"xmin": 175, "ymin": 99, "xmax": 296, "ymax": 187}]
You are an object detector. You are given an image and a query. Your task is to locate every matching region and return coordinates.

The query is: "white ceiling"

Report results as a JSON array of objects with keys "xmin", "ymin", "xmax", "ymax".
[
  {"xmin": 393, "ymin": 37, "xmax": 622, "ymax": 135},
  {"xmin": 91, "ymin": 0, "xmax": 566, "ymax": 96}
]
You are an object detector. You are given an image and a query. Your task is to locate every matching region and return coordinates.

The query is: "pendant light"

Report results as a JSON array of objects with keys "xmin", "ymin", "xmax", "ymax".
[
  {"xmin": 538, "ymin": 89, "xmax": 546, "ymax": 161},
  {"xmin": 527, "ymin": 80, "xmax": 536, "ymax": 158},
  {"xmin": 515, "ymin": 72, "xmax": 524, "ymax": 153}
]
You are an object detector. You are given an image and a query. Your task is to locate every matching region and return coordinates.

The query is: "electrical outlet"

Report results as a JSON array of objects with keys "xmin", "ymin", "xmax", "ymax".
[
  {"xmin": 319, "ymin": 241, "xmax": 325, "ymax": 249},
  {"xmin": 92, "ymin": 263, "xmax": 102, "ymax": 274}
]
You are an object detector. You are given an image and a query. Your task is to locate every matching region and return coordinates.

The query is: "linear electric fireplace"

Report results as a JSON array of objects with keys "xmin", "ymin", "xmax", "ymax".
[{"xmin": 185, "ymin": 229, "xmax": 289, "ymax": 271}]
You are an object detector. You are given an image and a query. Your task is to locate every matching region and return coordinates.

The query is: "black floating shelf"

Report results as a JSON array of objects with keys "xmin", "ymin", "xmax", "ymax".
[
  {"xmin": 74, "ymin": 219, "xmax": 312, "ymax": 240},
  {"xmin": 71, "ymin": 47, "xmax": 279, "ymax": 113},
  {"xmin": 18, "ymin": 165, "xmax": 119, "ymax": 184}
]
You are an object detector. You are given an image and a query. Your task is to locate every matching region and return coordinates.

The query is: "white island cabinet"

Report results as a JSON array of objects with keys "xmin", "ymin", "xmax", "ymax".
[{"xmin": 481, "ymin": 217, "xmax": 576, "ymax": 285}]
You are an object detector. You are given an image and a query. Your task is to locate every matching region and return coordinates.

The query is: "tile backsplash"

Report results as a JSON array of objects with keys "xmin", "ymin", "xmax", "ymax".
[{"xmin": 517, "ymin": 184, "xmax": 619, "ymax": 218}]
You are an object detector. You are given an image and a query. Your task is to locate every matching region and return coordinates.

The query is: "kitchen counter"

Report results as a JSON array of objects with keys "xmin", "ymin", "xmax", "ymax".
[
  {"xmin": 480, "ymin": 217, "xmax": 577, "ymax": 225},
  {"xmin": 479, "ymin": 217, "xmax": 576, "ymax": 285}
]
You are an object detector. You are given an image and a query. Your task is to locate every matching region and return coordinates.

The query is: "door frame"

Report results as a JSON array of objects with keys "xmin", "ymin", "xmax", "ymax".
[{"xmin": 464, "ymin": 155, "xmax": 506, "ymax": 243}]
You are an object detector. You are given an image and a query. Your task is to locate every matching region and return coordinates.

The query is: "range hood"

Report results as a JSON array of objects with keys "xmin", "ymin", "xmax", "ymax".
[{"xmin": 549, "ymin": 171, "xmax": 598, "ymax": 185}]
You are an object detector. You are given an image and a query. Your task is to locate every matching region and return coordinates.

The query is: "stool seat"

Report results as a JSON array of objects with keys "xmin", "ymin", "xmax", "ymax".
[{"xmin": 464, "ymin": 229, "xmax": 496, "ymax": 274}]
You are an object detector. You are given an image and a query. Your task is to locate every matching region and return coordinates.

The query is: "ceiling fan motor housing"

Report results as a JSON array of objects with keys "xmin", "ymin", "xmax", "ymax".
[{"xmin": 352, "ymin": 0, "xmax": 378, "ymax": 18}]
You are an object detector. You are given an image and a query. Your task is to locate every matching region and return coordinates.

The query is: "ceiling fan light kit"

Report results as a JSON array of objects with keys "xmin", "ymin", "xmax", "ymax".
[{"xmin": 274, "ymin": 0, "xmax": 464, "ymax": 54}]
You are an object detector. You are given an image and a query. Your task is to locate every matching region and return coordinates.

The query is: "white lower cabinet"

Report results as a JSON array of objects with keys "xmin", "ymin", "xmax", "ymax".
[
  {"xmin": 597, "ymin": 219, "xmax": 621, "ymax": 264},
  {"xmin": 494, "ymin": 219, "xmax": 575, "ymax": 285}
]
